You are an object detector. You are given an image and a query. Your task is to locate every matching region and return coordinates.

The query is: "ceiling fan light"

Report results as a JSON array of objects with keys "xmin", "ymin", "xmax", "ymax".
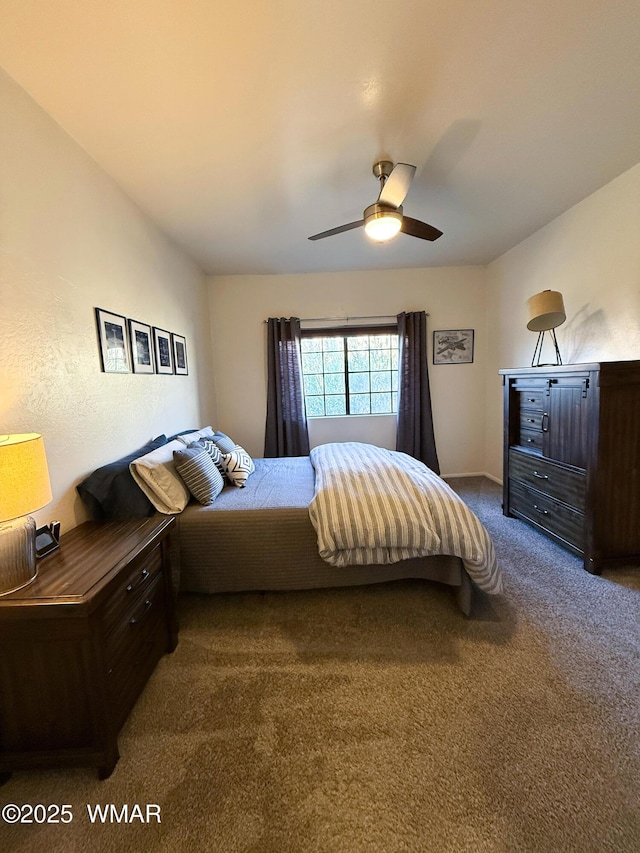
[
  {"xmin": 365, "ymin": 216, "xmax": 402, "ymax": 241},
  {"xmin": 363, "ymin": 204, "xmax": 402, "ymax": 242}
]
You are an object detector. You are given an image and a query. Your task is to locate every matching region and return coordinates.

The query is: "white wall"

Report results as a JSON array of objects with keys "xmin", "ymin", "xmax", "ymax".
[
  {"xmin": 6, "ymin": 62, "xmax": 636, "ymax": 522},
  {"xmin": 208, "ymin": 266, "xmax": 488, "ymax": 476},
  {"xmin": 484, "ymin": 162, "xmax": 640, "ymax": 480},
  {"xmin": 0, "ymin": 69, "xmax": 216, "ymax": 533}
]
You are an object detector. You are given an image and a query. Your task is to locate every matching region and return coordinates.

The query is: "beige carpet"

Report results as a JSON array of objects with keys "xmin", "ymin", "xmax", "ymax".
[{"xmin": 1, "ymin": 477, "xmax": 638, "ymax": 852}]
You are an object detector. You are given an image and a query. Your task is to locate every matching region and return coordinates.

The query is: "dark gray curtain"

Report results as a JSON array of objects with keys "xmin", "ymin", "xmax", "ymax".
[
  {"xmin": 264, "ymin": 317, "xmax": 310, "ymax": 458},
  {"xmin": 396, "ymin": 311, "xmax": 440, "ymax": 473}
]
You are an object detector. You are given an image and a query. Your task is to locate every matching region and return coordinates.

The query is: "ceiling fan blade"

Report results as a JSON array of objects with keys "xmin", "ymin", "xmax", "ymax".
[
  {"xmin": 400, "ymin": 216, "xmax": 443, "ymax": 242},
  {"xmin": 308, "ymin": 220, "xmax": 364, "ymax": 241},
  {"xmin": 378, "ymin": 163, "xmax": 416, "ymax": 208}
]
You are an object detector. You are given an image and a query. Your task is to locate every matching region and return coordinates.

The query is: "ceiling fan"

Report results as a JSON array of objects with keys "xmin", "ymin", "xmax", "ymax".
[{"xmin": 308, "ymin": 160, "xmax": 443, "ymax": 244}]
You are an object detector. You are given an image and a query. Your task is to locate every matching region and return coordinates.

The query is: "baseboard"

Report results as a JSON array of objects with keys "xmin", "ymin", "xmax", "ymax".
[
  {"xmin": 484, "ymin": 472, "xmax": 502, "ymax": 485},
  {"xmin": 442, "ymin": 471, "xmax": 503, "ymax": 486}
]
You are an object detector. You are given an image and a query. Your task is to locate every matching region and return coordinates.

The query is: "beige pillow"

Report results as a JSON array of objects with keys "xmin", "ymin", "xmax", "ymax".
[{"xmin": 129, "ymin": 439, "xmax": 190, "ymax": 513}]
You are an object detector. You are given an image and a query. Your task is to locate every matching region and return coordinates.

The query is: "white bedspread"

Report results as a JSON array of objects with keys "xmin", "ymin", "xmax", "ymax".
[{"xmin": 308, "ymin": 442, "xmax": 502, "ymax": 594}]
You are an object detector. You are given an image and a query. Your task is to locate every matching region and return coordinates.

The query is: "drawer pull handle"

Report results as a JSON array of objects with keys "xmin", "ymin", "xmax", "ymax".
[
  {"xmin": 532, "ymin": 471, "xmax": 549, "ymax": 480},
  {"xmin": 541, "ymin": 412, "xmax": 549, "ymax": 432},
  {"xmin": 126, "ymin": 568, "xmax": 150, "ymax": 593},
  {"xmin": 527, "ymin": 398, "xmax": 536, "ymax": 402},
  {"xmin": 130, "ymin": 599, "xmax": 153, "ymax": 626},
  {"xmin": 533, "ymin": 504, "xmax": 549, "ymax": 515},
  {"xmin": 526, "ymin": 438, "xmax": 536, "ymax": 443},
  {"xmin": 527, "ymin": 418, "xmax": 536, "ymax": 423}
]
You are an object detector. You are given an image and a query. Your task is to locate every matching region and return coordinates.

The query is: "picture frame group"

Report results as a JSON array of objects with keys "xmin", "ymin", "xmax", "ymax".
[{"xmin": 95, "ymin": 308, "xmax": 189, "ymax": 375}]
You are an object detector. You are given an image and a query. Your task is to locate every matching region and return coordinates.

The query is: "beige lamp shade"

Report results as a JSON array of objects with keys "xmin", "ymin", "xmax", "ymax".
[
  {"xmin": 0, "ymin": 434, "xmax": 53, "ymax": 522},
  {"xmin": 526, "ymin": 290, "xmax": 566, "ymax": 332}
]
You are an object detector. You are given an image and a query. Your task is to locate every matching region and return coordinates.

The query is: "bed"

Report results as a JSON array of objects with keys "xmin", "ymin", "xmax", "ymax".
[
  {"xmin": 77, "ymin": 434, "xmax": 501, "ymax": 616},
  {"xmin": 172, "ymin": 443, "xmax": 501, "ymax": 615}
]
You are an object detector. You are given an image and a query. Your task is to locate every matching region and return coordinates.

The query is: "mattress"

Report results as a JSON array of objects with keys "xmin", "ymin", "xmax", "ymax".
[{"xmin": 174, "ymin": 456, "xmax": 470, "ymax": 611}]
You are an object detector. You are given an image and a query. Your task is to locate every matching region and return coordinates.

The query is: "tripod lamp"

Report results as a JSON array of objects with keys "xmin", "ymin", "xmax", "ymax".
[{"xmin": 527, "ymin": 290, "xmax": 566, "ymax": 367}]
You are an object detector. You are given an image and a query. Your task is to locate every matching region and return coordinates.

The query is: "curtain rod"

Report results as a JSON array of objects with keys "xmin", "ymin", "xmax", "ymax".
[{"xmin": 263, "ymin": 313, "xmax": 428, "ymax": 324}]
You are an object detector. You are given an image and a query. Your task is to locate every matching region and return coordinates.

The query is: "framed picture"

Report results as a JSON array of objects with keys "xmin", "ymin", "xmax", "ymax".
[
  {"xmin": 95, "ymin": 308, "xmax": 131, "ymax": 373},
  {"xmin": 433, "ymin": 329, "xmax": 474, "ymax": 365},
  {"xmin": 153, "ymin": 327, "xmax": 174, "ymax": 374},
  {"xmin": 172, "ymin": 333, "xmax": 188, "ymax": 375},
  {"xmin": 128, "ymin": 319, "xmax": 155, "ymax": 374}
]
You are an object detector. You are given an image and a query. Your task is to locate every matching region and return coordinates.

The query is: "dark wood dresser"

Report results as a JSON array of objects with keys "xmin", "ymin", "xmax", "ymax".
[
  {"xmin": 0, "ymin": 516, "xmax": 177, "ymax": 781},
  {"xmin": 500, "ymin": 361, "xmax": 640, "ymax": 573}
]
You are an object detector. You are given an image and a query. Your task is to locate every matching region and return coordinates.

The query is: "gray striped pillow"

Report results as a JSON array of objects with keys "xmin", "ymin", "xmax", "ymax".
[{"xmin": 173, "ymin": 445, "xmax": 224, "ymax": 505}]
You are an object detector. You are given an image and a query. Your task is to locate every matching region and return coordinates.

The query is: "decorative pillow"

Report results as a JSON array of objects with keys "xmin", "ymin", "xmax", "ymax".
[
  {"xmin": 129, "ymin": 440, "xmax": 191, "ymax": 514},
  {"xmin": 212, "ymin": 431, "xmax": 236, "ymax": 454},
  {"xmin": 198, "ymin": 438, "xmax": 228, "ymax": 479},
  {"xmin": 175, "ymin": 426, "xmax": 215, "ymax": 446},
  {"xmin": 173, "ymin": 445, "xmax": 224, "ymax": 505},
  {"xmin": 221, "ymin": 444, "xmax": 255, "ymax": 488},
  {"xmin": 76, "ymin": 435, "xmax": 168, "ymax": 520}
]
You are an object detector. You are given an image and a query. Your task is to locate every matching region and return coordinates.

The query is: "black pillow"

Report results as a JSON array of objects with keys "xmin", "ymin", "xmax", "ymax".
[{"xmin": 76, "ymin": 435, "xmax": 168, "ymax": 520}]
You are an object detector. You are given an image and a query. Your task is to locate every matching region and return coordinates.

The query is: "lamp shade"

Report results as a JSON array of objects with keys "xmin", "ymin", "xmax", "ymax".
[
  {"xmin": 526, "ymin": 290, "xmax": 566, "ymax": 332},
  {"xmin": 0, "ymin": 434, "xmax": 52, "ymax": 522}
]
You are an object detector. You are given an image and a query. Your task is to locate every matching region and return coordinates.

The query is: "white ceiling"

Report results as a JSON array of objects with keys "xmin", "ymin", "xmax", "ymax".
[{"xmin": 1, "ymin": 0, "xmax": 640, "ymax": 276}]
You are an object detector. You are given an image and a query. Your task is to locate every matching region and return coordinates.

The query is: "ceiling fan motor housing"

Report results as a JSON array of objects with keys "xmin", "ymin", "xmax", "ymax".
[
  {"xmin": 372, "ymin": 160, "xmax": 394, "ymax": 182},
  {"xmin": 364, "ymin": 202, "xmax": 403, "ymax": 220}
]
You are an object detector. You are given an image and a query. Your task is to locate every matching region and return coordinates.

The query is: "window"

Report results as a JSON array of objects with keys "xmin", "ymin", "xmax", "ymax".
[{"xmin": 301, "ymin": 326, "xmax": 399, "ymax": 417}]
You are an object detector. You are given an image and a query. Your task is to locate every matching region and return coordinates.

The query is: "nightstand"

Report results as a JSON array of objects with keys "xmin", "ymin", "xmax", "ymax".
[{"xmin": 0, "ymin": 515, "xmax": 177, "ymax": 781}]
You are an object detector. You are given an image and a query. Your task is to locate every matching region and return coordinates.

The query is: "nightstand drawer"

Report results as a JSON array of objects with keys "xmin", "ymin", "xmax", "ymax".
[
  {"xmin": 509, "ymin": 449, "xmax": 585, "ymax": 510},
  {"xmin": 509, "ymin": 479, "xmax": 584, "ymax": 550},
  {"xmin": 101, "ymin": 546, "xmax": 162, "ymax": 632},
  {"xmin": 107, "ymin": 578, "xmax": 169, "ymax": 728},
  {"xmin": 104, "ymin": 572, "xmax": 165, "ymax": 671}
]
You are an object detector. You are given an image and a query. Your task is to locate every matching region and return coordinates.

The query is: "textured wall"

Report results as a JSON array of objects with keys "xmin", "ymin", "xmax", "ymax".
[
  {"xmin": 484, "ymin": 161, "xmax": 640, "ymax": 480},
  {"xmin": 0, "ymin": 69, "xmax": 216, "ymax": 533},
  {"xmin": 207, "ymin": 266, "xmax": 489, "ymax": 477}
]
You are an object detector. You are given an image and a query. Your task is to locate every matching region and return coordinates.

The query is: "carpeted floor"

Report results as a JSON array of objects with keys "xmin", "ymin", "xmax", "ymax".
[{"xmin": 1, "ymin": 477, "xmax": 638, "ymax": 852}]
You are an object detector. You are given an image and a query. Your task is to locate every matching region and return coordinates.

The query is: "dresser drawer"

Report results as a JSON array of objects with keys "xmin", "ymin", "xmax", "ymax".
[
  {"xmin": 509, "ymin": 449, "xmax": 586, "ymax": 510},
  {"xmin": 520, "ymin": 411, "xmax": 545, "ymax": 431},
  {"xmin": 509, "ymin": 479, "xmax": 584, "ymax": 550},
  {"xmin": 518, "ymin": 428, "xmax": 543, "ymax": 453},
  {"xmin": 101, "ymin": 546, "xmax": 162, "ymax": 632},
  {"xmin": 515, "ymin": 388, "xmax": 547, "ymax": 411}
]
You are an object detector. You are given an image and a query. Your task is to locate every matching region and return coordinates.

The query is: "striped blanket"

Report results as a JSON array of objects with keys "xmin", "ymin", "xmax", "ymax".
[{"xmin": 308, "ymin": 442, "xmax": 502, "ymax": 594}]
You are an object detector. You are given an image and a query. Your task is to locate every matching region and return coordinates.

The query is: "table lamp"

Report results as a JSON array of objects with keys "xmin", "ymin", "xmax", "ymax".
[
  {"xmin": 526, "ymin": 290, "xmax": 566, "ymax": 367},
  {"xmin": 0, "ymin": 434, "xmax": 53, "ymax": 595}
]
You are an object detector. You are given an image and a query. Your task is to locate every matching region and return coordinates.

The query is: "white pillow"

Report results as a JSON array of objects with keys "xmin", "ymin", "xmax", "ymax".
[
  {"xmin": 129, "ymin": 439, "xmax": 191, "ymax": 513},
  {"xmin": 175, "ymin": 426, "xmax": 215, "ymax": 446},
  {"xmin": 221, "ymin": 444, "xmax": 256, "ymax": 488}
]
